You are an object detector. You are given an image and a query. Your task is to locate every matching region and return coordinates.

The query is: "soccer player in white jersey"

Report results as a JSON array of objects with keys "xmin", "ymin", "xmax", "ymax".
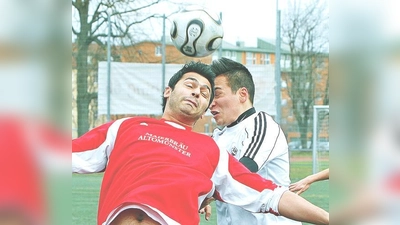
[
  {"xmin": 73, "ymin": 61, "xmax": 329, "ymax": 225},
  {"xmin": 209, "ymin": 57, "xmax": 302, "ymax": 225}
]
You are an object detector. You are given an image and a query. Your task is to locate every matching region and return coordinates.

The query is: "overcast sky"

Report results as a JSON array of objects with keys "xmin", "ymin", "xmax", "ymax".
[
  {"xmin": 72, "ymin": 0, "xmax": 291, "ymax": 47},
  {"xmin": 140, "ymin": 0, "xmax": 284, "ymax": 47},
  {"xmin": 199, "ymin": 0, "xmax": 281, "ymax": 46}
]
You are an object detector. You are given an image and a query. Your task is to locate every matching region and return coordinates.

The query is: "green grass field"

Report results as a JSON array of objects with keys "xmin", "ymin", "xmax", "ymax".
[{"xmin": 72, "ymin": 151, "xmax": 329, "ymax": 224}]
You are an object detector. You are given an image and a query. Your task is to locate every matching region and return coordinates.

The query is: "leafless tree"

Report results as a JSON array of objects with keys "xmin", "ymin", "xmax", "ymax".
[
  {"xmin": 72, "ymin": 0, "xmax": 186, "ymax": 136},
  {"xmin": 281, "ymin": 0, "xmax": 329, "ymax": 149}
]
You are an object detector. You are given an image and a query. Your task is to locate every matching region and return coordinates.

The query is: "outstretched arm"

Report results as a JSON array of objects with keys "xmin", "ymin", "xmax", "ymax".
[
  {"xmin": 289, "ymin": 168, "xmax": 329, "ymax": 195},
  {"xmin": 201, "ymin": 190, "xmax": 329, "ymax": 224},
  {"xmin": 213, "ymin": 150, "xmax": 329, "ymax": 224},
  {"xmin": 278, "ymin": 190, "xmax": 329, "ymax": 225}
]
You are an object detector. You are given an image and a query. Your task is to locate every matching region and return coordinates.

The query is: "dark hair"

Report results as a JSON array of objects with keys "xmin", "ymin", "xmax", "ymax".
[
  {"xmin": 210, "ymin": 57, "xmax": 255, "ymax": 104},
  {"xmin": 162, "ymin": 61, "xmax": 215, "ymax": 112}
]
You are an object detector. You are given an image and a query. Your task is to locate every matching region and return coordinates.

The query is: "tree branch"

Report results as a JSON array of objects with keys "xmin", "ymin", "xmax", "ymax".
[
  {"xmin": 88, "ymin": 2, "xmax": 105, "ymax": 26},
  {"xmin": 93, "ymin": 37, "xmax": 105, "ymax": 47},
  {"xmin": 72, "ymin": 0, "xmax": 79, "ymax": 11},
  {"xmin": 113, "ymin": 0, "xmax": 161, "ymax": 16},
  {"xmin": 72, "ymin": 26, "xmax": 79, "ymax": 35},
  {"xmin": 112, "ymin": 14, "xmax": 158, "ymax": 38},
  {"xmin": 90, "ymin": 18, "xmax": 107, "ymax": 37},
  {"xmin": 88, "ymin": 92, "xmax": 98, "ymax": 102}
]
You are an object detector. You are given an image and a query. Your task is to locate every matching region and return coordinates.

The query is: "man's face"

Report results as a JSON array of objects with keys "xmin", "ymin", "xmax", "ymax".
[
  {"xmin": 164, "ymin": 72, "xmax": 211, "ymax": 120},
  {"xmin": 209, "ymin": 76, "xmax": 242, "ymax": 127}
]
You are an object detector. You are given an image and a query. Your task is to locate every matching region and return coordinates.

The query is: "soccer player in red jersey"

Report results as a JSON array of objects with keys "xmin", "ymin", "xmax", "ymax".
[{"xmin": 73, "ymin": 61, "xmax": 329, "ymax": 225}]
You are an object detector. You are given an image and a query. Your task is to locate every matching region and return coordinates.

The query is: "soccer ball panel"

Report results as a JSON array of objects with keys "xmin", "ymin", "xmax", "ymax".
[{"xmin": 170, "ymin": 8, "xmax": 224, "ymax": 58}]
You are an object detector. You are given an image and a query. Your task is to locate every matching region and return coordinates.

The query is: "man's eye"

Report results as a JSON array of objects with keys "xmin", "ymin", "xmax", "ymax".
[
  {"xmin": 201, "ymin": 92, "xmax": 209, "ymax": 98},
  {"xmin": 186, "ymin": 84, "xmax": 193, "ymax": 88}
]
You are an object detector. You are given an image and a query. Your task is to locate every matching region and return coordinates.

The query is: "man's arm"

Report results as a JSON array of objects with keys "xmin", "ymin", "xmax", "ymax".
[
  {"xmin": 72, "ymin": 119, "xmax": 126, "ymax": 173},
  {"xmin": 240, "ymin": 113, "xmax": 286, "ymax": 172},
  {"xmin": 212, "ymin": 150, "xmax": 329, "ymax": 224},
  {"xmin": 289, "ymin": 169, "xmax": 329, "ymax": 195},
  {"xmin": 200, "ymin": 190, "xmax": 329, "ymax": 224}
]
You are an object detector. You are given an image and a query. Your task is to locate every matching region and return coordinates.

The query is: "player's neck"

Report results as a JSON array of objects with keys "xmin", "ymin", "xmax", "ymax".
[{"xmin": 161, "ymin": 113, "xmax": 195, "ymax": 130}]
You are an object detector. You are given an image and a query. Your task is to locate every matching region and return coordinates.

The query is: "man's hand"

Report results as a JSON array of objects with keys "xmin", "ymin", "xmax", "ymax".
[
  {"xmin": 289, "ymin": 178, "xmax": 312, "ymax": 195},
  {"xmin": 198, "ymin": 205, "xmax": 212, "ymax": 221},
  {"xmin": 199, "ymin": 197, "xmax": 214, "ymax": 221},
  {"xmin": 289, "ymin": 169, "xmax": 329, "ymax": 195}
]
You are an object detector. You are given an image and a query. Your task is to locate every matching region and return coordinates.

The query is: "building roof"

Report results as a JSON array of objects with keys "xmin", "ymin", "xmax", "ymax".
[
  {"xmin": 219, "ymin": 38, "xmax": 291, "ymax": 54},
  {"xmin": 111, "ymin": 36, "xmax": 296, "ymax": 55},
  {"xmin": 257, "ymin": 38, "xmax": 291, "ymax": 54}
]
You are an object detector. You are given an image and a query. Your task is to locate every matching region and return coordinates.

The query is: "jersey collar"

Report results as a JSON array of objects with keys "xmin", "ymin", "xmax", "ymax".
[
  {"xmin": 227, "ymin": 107, "xmax": 256, "ymax": 128},
  {"xmin": 161, "ymin": 119, "xmax": 191, "ymax": 131}
]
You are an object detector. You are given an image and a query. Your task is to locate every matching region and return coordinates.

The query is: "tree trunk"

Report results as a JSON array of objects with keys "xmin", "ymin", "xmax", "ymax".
[
  {"xmin": 76, "ymin": 41, "xmax": 90, "ymax": 137},
  {"xmin": 292, "ymin": 99, "xmax": 312, "ymax": 149},
  {"xmin": 300, "ymin": 127, "xmax": 308, "ymax": 149}
]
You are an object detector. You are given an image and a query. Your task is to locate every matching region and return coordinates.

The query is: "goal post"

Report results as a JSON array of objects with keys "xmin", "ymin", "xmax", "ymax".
[{"xmin": 312, "ymin": 105, "xmax": 329, "ymax": 174}]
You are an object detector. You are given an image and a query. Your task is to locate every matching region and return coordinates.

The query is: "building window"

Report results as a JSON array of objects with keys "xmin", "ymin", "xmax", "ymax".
[
  {"xmin": 246, "ymin": 52, "xmax": 255, "ymax": 65},
  {"xmin": 222, "ymin": 51, "xmax": 237, "ymax": 61},
  {"xmin": 230, "ymin": 52, "xmax": 237, "ymax": 61},
  {"xmin": 155, "ymin": 46, "xmax": 161, "ymax": 56},
  {"xmin": 261, "ymin": 54, "xmax": 270, "ymax": 65},
  {"xmin": 87, "ymin": 55, "xmax": 92, "ymax": 64},
  {"xmin": 231, "ymin": 52, "xmax": 236, "ymax": 61},
  {"xmin": 281, "ymin": 54, "xmax": 291, "ymax": 68}
]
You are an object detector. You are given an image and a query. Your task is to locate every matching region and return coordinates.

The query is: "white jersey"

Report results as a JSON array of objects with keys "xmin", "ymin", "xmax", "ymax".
[{"xmin": 212, "ymin": 109, "xmax": 301, "ymax": 225}]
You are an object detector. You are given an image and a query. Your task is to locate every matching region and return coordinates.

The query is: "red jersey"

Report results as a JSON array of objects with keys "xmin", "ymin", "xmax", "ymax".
[{"xmin": 72, "ymin": 117, "xmax": 286, "ymax": 225}]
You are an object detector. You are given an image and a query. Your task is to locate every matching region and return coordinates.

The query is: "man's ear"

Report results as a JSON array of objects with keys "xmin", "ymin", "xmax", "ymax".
[
  {"xmin": 238, "ymin": 87, "xmax": 248, "ymax": 103},
  {"xmin": 163, "ymin": 87, "xmax": 171, "ymax": 98}
]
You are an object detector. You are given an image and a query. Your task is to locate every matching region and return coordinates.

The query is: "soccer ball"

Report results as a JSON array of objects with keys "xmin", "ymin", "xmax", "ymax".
[{"xmin": 170, "ymin": 8, "xmax": 223, "ymax": 58}]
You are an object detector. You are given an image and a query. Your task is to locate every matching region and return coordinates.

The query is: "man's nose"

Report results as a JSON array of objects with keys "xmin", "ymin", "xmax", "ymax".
[
  {"xmin": 209, "ymin": 100, "xmax": 216, "ymax": 109},
  {"xmin": 191, "ymin": 88, "xmax": 200, "ymax": 97}
]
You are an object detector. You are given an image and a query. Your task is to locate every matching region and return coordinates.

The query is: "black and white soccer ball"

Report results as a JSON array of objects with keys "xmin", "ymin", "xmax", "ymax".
[{"xmin": 170, "ymin": 8, "xmax": 223, "ymax": 57}]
